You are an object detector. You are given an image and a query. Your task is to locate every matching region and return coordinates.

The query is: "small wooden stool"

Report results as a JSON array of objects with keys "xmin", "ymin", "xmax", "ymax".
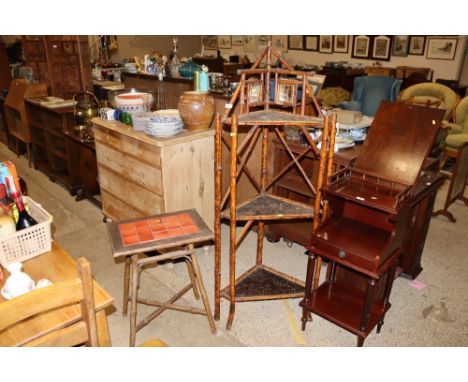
[{"xmin": 107, "ymin": 209, "xmax": 217, "ymax": 346}]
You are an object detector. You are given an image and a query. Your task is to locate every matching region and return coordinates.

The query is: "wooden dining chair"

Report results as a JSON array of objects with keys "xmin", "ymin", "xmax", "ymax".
[{"xmin": 0, "ymin": 257, "xmax": 100, "ymax": 347}]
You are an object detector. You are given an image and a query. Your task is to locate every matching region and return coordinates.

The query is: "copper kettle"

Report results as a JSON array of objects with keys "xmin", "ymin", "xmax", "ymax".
[{"xmin": 73, "ymin": 91, "xmax": 99, "ymax": 128}]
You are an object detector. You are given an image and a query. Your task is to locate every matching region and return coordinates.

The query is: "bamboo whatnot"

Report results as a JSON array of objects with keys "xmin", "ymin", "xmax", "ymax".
[{"xmin": 213, "ymin": 43, "xmax": 336, "ymax": 329}]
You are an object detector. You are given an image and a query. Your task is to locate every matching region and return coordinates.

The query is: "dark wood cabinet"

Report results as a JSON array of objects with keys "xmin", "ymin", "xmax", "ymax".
[
  {"xmin": 301, "ymin": 102, "xmax": 445, "ymax": 346},
  {"xmin": 25, "ymin": 99, "xmax": 100, "ymax": 205},
  {"xmin": 22, "ymin": 36, "xmax": 92, "ymax": 100},
  {"xmin": 0, "ymin": 96, "xmax": 8, "ymax": 145}
]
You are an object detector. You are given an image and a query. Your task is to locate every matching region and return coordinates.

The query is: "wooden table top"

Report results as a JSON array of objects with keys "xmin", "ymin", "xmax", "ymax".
[
  {"xmin": 0, "ymin": 241, "xmax": 114, "ymax": 346},
  {"xmin": 92, "ymin": 117, "xmax": 214, "ymax": 147}
]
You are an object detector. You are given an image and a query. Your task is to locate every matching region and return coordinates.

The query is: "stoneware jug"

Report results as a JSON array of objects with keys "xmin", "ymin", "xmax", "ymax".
[
  {"xmin": 3, "ymin": 262, "xmax": 35, "ymax": 299},
  {"xmin": 178, "ymin": 91, "xmax": 215, "ymax": 131}
]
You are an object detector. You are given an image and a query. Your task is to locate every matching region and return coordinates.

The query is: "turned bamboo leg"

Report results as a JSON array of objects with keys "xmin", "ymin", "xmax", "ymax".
[
  {"xmin": 122, "ymin": 256, "xmax": 131, "ymax": 316},
  {"xmin": 312, "ymin": 116, "xmax": 331, "ymax": 288},
  {"xmin": 189, "ymin": 245, "xmax": 217, "ymax": 334},
  {"xmin": 129, "ymin": 254, "xmax": 139, "ymax": 347},
  {"xmin": 256, "ymin": 126, "xmax": 269, "ymax": 266},
  {"xmin": 227, "ymin": 115, "xmax": 238, "ymax": 331},
  {"xmin": 302, "ymin": 252, "xmax": 316, "ymax": 331},
  {"xmin": 214, "ymin": 114, "xmax": 222, "ymax": 321}
]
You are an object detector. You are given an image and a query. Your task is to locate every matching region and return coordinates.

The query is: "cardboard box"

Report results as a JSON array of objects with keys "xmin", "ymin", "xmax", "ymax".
[{"xmin": 333, "ymin": 110, "xmax": 363, "ymax": 124}]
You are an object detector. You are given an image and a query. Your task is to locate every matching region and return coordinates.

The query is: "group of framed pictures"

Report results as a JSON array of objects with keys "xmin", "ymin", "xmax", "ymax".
[
  {"xmin": 288, "ymin": 35, "xmax": 350, "ymax": 54},
  {"xmin": 202, "ymin": 35, "xmax": 289, "ymax": 53},
  {"xmin": 202, "ymin": 35, "xmax": 459, "ymax": 61},
  {"xmin": 352, "ymin": 35, "xmax": 458, "ymax": 61}
]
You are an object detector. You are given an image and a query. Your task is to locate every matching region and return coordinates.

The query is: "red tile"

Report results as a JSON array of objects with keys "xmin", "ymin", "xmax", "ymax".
[
  {"xmin": 152, "ymin": 230, "xmax": 171, "ymax": 240},
  {"xmin": 119, "ymin": 222, "xmax": 135, "ymax": 232},
  {"xmin": 177, "ymin": 213, "xmax": 196, "ymax": 227},
  {"xmin": 138, "ymin": 231, "xmax": 154, "ymax": 242},
  {"xmin": 135, "ymin": 226, "xmax": 151, "ymax": 235},
  {"xmin": 183, "ymin": 225, "xmax": 200, "ymax": 235},
  {"xmin": 166, "ymin": 228, "xmax": 184, "ymax": 238},
  {"xmin": 147, "ymin": 218, "xmax": 162, "ymax": 225},
  {"xmin": 135, "ymin": 220, "xmax": 149, "ymax": 228},
  {"xmin": 162, "ymin": 216, "xmax": 181, "ymax": 229},
  {"xmin": 122, "ymin": 234, "xmax": 140, "ymax": 245},
  {"xmin": 150, "ymin": 223, "xmax": 166, "ymax": 232}
]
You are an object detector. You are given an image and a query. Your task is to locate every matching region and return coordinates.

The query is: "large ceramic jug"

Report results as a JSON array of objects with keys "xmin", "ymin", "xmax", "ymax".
[{"xmin": 178, "ymin": 91, "xmax": 215, "ymax": 131}]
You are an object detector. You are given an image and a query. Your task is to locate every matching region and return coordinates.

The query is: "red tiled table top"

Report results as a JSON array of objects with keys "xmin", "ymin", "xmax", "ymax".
[
  {"xmin": 107, "ymin": 209, "xmax": 214, "ymax": 258},
  {"xmin": 119, "ymin": 213, "xmax": 200, "ymax": 246}
]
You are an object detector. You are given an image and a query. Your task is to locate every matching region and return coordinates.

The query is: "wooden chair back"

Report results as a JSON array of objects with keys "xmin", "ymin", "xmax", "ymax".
[{"xmin": 0, "ymin": 257, "xmax": 99, "ymax": 347}]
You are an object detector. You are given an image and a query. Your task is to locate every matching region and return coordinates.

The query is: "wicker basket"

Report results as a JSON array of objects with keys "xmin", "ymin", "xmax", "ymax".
[{"xmin": 0, "ymin": 197, "xmax": 53, "ymax": 267}]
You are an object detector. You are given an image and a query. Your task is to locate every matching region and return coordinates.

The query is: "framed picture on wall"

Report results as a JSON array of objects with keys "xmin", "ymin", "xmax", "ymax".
[
  {"xmin": 243, "ymin": 35, "xmax": 259, "ymax": 53},
  {"xmin": 271, "ymin": 35, "xmax": 288, "ymax": 52},
  {"xmin": 232, "ymin": 36, "xmax": 243, "ymax": 46},
  {"xmin": 319, "ymin": 35, "xmax": 333, "ymax": 53},
  {"xmin": 392, "ymin": 35, "xmax": 409, "ymax": 57},
  {"xmin": 371, "ymin": 35, "xmax": 392, "ymax": 61},
  {"xmin": 304, "ymin": 36, "xmax": 319, "ymax": 51},
  {"xmin": 218, "ymin": 36, "xmax": 231, "ymax": 49},
  {"xmin": 426, "ymin": 37, "xmax": 458, "ymax": 60},
  {"xmin": 288, "ymin": 35, "xmax": 304, "ymax": 50},
  {"xmin": 333, "ymin": 35, "xmax": 349, "ymax": 53},
  {"xmin": 258, "ymin": 35, "xmax": 271, "ymax": 50},
  {"xmin": 202, "ymin": 36, "xmax": 218, "ymax": 50},
  {"xmin": 352, "ymin": 35, "xmax": 371, "ymax": 59},
  {"xmin": 408, "ymin": 36, "xmax": 426, "ymax": 55}
]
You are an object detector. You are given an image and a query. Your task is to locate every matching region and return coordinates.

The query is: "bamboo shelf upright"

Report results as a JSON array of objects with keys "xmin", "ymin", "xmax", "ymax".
[{"xmin": 214, "ymin": 44, "xmax": 337, "ymax": 329}]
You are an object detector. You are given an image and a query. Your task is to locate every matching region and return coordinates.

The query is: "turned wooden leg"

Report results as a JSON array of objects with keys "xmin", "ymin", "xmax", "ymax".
[
  {"xmin": 122, "ymin": 256, "xmax": 131, "ymax": 316},
  {"xmin": 360, "ymin": 278, "xmax": 377, "ymax": 332},
  {"xmin": 129, "ymin": 254, "xmax": 139, "ymax": 347},
  {"xmin": 377, "ymin": 320, "xmax": 384, "ymax": 334},
  {"xmin": 185, "ymin": 252, "xmax": 200, "ymax": 300},
  {"xmin": 357, "ymin": 336, "xmax": 365, "ymax": 347},
  {"xmin": 190, "ymin": 247, "xmax": 217, "ymax": 334}
]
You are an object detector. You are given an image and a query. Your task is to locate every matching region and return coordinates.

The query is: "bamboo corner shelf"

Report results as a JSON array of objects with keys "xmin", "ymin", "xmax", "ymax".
[{"xmin": 214, "ymin": 43, "xmax": 337, "ymax": 330}]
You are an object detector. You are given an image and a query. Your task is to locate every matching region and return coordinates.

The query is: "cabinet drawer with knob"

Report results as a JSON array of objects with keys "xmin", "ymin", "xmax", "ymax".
[{"xmin": 311, "ymin": 217, "xmax": 394, "ymax": 277}]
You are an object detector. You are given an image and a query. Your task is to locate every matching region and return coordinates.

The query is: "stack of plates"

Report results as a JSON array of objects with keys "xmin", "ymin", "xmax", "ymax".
[
  {"xmin": 132, "ymin": 112, "xmax": 154, "ymax": 131},
  {"xmin": 145, "ymin": 109, "xmax": 184, "ymax": 137}
]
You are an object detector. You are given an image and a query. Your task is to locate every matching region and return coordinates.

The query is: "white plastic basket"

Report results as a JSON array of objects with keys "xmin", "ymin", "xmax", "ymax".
[{"xmin": 0, "ymin": 196, "xmax": 53, "ymax": 267}]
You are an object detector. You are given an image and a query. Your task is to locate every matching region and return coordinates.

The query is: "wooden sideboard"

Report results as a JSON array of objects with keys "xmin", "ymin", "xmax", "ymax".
[
  {"xmin": 26, "ymin": 99, "xmax": 100, "ymax": 205},
  {"xmin": 0, "ymin": 96, "xmax": 8, "ymax": 145},
  {"xmin": 92, "ymin": 118, "xmax": 215, "ymax": 228},
  {"xmin": 121, "ymin": 73, "xmax": 193, "ymax": 109}
]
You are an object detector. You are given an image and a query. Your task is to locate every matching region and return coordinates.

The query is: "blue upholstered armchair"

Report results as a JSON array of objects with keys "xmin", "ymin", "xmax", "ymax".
[{"xmin": 339, "ymin": 76, "xmax": 403, "ymax": 117}]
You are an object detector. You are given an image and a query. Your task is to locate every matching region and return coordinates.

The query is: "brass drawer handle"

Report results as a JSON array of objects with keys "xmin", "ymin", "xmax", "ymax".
[{"xmin": 338, "ymin": 249, "xmax": 346, "ymax": 259}]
